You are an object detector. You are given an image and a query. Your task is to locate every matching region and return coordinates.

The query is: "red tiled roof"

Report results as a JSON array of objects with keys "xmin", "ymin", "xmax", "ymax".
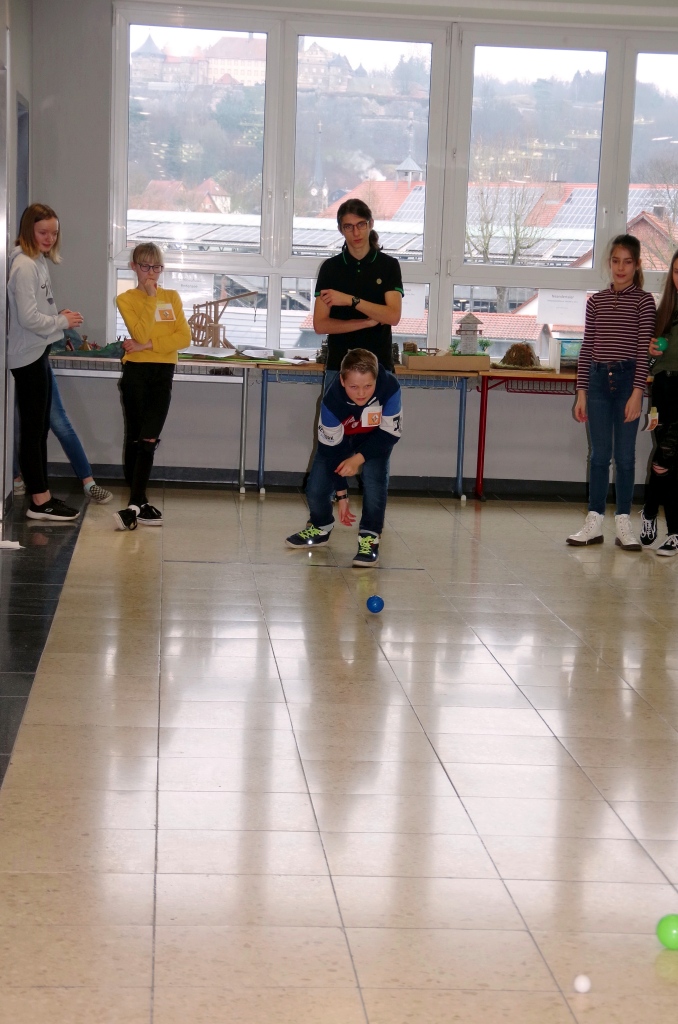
[
  {"xmin": 299, "ymin": 310, "xmax": 546, "ymax": 340},
  {"xmin": 321, "ymin": 181, "xmax": 425, "ymax": 221}
]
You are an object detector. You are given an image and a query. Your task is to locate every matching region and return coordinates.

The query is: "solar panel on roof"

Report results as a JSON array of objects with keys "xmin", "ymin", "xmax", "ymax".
[
  {"xmin": 200, "ymin": 226, "xmax": 262, "ymax": 243},
  {"xmin": 393, "ymin": 190, "xmax": 426, "ymax": 221},
  {"xmin": 132, "ymin": 222, "xmax": 216, "ymax": 242}
]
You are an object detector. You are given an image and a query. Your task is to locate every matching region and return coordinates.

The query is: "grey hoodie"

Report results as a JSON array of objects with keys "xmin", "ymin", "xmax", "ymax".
[{"xmin": 7, "ymin": 245, "xmax": 69, "ymax": 369}]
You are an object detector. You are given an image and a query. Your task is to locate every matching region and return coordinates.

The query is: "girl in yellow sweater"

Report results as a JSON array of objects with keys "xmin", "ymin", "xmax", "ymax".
[{"xmin": 114, "ymin": 243, "xmax": 190, "ymax": 530}]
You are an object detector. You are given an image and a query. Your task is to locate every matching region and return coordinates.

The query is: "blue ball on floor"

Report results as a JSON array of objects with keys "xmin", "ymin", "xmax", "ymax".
[{"xmin": 367, "ymin": 595, "xmax": 384, "ymax": 613}]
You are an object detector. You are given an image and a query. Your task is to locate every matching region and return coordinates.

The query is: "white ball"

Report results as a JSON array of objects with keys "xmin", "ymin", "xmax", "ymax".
[{"xmin": 573, "ymin": 974, "xmax": 591, "ymax": 994}]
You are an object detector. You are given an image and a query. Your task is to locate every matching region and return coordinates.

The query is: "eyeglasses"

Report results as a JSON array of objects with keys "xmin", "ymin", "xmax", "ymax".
[
  {"xmin": 341, "ymin": 220, "xmax": 369, "ymax": 233},
  {"xmin": 137, "ymin": 263, "xmax": 164, "ymax": 273}
]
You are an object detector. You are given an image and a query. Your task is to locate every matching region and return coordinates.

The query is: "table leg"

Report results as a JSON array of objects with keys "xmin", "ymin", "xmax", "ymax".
[
  {"xmin": 238, "ymin": 367, "xmax": 249, "ymax": 493},
  {"xmin": 475, "ymin": 375, "xmax": 489, "ymax": 501},
  {"xmin": 257, "ymin": 369, "xmax": 268, "ymax": 494},
  {"xmin": 455, "ymin": 378, "xmax": 467, "ymax": 498}
]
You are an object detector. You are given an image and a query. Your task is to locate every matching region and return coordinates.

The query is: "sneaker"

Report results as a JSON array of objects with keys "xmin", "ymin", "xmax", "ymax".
[
  {"xmin": 657, "ymin": 534, "xmax": 678, "ymax": 557},
  {"xmin": 13, "ymin": 477, "xmax": 25, "ymax": 496},
  {"xmin": 640, "ymin": 510, "xmax": 658, "ymax": 547},
  {"xmin": 26, "ymin": 498, "xmax": 80, "ymax": 522},
  {"xmin": 137, "ymin": 503, "xmax": 163, "ymax": 526},
  {"xmin": 86, "ymin": 484, "xmax": 113, "ymax": 504},
  {"xmin": 352, "ymin": 532, "xmax": 380, "ymax": 567},
  {"xmin": 566, "ymin": 511, "xmax": 604, "ymax": 546},
  {"xmin": 113, "ymin": 507, "xmax": 138, "ymax": 531},
  {"xmin": 285, "ymin": 525, "xmax": 331, "ymax": 548},
  {"xmin": 615, "ymin": 513, "xmax": 641, "ymax": 550}
]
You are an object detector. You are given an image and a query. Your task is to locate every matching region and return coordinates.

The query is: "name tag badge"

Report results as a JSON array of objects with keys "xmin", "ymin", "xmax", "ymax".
[
  {"xmin": 361, "ymin": 406, "xmax": 382, "ymax": 427},
  {"xmin": 155, "ymin": 303, "xmax": 176, "ymax": 322}
]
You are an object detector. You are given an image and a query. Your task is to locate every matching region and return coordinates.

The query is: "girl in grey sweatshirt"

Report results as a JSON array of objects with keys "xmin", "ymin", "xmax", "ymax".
[{"xmin": 8, "ymin": 203, "xmax": 83, "ymax": 520}]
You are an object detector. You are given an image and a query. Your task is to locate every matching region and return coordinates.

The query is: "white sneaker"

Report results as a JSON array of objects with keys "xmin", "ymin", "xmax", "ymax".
[
  {"xmin": 615, "ymin": 513, "xmax": 641, "ymax": 550},
  {"xmin": 566, "ymin": 511, "xmax": 604, "ymax": 546}
]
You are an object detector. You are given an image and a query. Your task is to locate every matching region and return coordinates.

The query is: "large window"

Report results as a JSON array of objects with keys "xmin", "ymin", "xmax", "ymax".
[
  {"xmin": 464, "ymin": 46, "xmax": 606, "ymax": 269},
  {"xmin": 292, "ymin": 35, "xmax": 432, "ymax": 259},
  {"xmin": 127, "ymin": 25, "xmax": 267, "ymax": 254},
  {"xmin": 628, "ymin": 53, "xmax": 678, "ymax": 272},
  {"xmin": 112, "ymin": 10, "xmax": 678, "ymax": 354}
]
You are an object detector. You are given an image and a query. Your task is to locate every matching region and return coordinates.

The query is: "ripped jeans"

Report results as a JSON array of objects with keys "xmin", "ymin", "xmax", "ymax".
[{"xmin": 644, "ymin": 371, "xmax": 678, "ymax": 535}]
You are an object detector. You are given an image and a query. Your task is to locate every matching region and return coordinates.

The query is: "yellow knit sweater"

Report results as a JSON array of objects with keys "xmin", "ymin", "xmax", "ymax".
[{"xmin": 116, "ymin": 286, "xmax": 191, "ymax": 364}]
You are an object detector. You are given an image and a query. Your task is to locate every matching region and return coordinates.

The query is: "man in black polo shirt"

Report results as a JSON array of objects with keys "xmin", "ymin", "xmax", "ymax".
[{"xmin": 314, "ymin": 199, "xmax": 404, "ymax": 379}]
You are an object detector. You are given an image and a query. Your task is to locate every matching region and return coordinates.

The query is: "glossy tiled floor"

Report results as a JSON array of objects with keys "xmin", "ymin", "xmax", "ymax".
[{"xmin": 1, "ymin": 488, "xmax": 678, "ymax": 1023}]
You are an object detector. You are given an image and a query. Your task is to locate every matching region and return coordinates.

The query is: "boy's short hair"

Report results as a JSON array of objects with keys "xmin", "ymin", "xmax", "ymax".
[
  {"xmin": 340, "ymin": 348, "xmax": 379, "ymax": 379},
  {"xmin": 131, "ymin": 242, "xmax": 163, "ymax": 267}
]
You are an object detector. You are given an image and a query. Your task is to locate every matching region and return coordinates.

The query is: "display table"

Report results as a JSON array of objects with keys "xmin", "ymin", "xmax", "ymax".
[
  {"xmin": 473, "ymin": 368, "xmax": 578, "ymax": 500},
  {"xmin": 257, "ymin": 363, "xmax": 478, "ymax": 498},
  {"xmin": 50, "ymin": 354, "xmax": 257, "ymax": 492}
]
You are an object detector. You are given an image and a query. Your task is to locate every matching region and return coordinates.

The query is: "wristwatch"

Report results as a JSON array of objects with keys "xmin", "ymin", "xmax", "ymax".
[{"xmin": 351, "ymin": 296, "xmax": 360, "ymax": 308}]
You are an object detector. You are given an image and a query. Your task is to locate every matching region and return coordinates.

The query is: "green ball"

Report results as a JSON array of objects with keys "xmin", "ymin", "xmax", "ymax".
[
  {"xmin": 656, "ymin": 914, "xmax": 678, "ymax": 950},
  {"xmin": 657, "ymin": 337, "xmax": 668, "ymax": 352}
]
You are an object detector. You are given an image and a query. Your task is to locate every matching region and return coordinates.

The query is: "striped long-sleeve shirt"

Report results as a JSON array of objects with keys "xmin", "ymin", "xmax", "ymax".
[{"xmin": 576, "ymin": 284, "xmax": 656, "ymax": 392}]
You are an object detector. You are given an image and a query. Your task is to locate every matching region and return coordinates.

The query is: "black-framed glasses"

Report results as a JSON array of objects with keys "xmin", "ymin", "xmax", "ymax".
[
  {"xmin": 341, "ymin": 220, "xmax": 369, "ymax": 233},
  {"xmin": 138, "ymin": 263, "xmax": 164, "ymax": 273}
]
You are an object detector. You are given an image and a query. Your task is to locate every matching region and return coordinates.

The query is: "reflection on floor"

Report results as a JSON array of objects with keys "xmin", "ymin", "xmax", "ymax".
[
  {"xmin": 0, "ymin": 484, "xmax": 84, "ymax": 783},
  {"xmin": 1, "ymin": 487, "xmax": 678, "ymax": 1023}
]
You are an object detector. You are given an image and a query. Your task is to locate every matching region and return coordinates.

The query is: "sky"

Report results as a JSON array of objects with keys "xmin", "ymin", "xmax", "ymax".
[{"xmin": 129, "ymin": 26, "xmax": 678, "ymax": 97}]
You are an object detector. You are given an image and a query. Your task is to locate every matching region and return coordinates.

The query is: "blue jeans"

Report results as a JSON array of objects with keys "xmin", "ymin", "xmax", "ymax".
[
  {"xmin": 587, "ymin": 360, "xmax": 639, "ymax": 515},
  {"xmin": 306, "ymin": 451, "xmax": 390, "ymax": 535},
  {"xmin": 13, "ymin": 368, "xmax": 92, "ymax": 481},
  {"xmin": 323, "ymin": 369, "xmax": 339, "ymax": 393}
]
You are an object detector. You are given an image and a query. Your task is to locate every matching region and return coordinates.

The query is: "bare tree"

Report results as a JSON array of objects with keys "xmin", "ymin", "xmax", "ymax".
[
  {"xmin": 635, "ymin": 156, "xmax": 678, "ymax": 269},
  {"xmin": 466, "ymin": 142, "xmax": 546, "ymax": 311}
]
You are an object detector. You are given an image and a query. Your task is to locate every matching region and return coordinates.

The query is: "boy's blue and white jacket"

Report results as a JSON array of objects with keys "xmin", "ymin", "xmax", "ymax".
[{"xmin": 318, "ymin": 366, "xmax": 402, "ymax": 463}]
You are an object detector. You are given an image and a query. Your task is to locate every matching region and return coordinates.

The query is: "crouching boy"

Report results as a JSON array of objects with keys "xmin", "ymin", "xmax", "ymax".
[{"xmin": 286, "ymin": 348, "xmax": 402, "ymax": 567}]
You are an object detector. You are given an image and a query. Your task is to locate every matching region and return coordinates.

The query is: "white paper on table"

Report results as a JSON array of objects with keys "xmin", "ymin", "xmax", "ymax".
[
  {"xmin": 537, "ymin": 289, "xmax": 587, "ymax": 325},
  {"xmin": 0, "ymin": 540, "xmax": 22, "ymax": 550}
]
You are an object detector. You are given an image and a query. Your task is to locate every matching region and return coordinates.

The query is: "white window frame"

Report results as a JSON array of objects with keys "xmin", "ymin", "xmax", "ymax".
[
  {"xmin": 616, "ymin": 33, "xmax": 678, "ymax": 295},
  {"xmin": 111, "ymin": 4, "xmax": 678, "ymax": 350}
]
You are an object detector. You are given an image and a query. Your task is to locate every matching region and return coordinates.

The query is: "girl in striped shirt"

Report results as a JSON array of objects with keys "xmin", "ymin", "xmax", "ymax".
[{"xmin": 567, "ymin": 234, "xmax": 655, "ymax": 549}]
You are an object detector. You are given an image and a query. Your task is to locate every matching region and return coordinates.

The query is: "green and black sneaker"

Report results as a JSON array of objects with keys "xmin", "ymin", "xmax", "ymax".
[
  {"xmin": 352, "ymin": 531, "xmax": 380, "ymax": 567},
  {"xmin": 285, "ymin": 524, "xmax": 331, "ymax": 548}
]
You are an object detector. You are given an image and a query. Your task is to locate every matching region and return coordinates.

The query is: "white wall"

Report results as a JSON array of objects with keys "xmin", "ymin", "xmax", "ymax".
[
  {"xmin": 48, "ymin": 371, "xmax": 655, "ymax": 489},
  {"xmin": 33, "ymin": 0, "xmax": 672, "ymax": 489}
]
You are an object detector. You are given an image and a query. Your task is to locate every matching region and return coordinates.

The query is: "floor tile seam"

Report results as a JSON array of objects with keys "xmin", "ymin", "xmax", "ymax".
[
  {"xmin": 149, "ymin": 488, "xmax": 170, "ymax": 1024},
  {"xmin": 264, "ymin": 569, "xmax": 370, "ymax": 1024},
  {"xmin": 397, "ymin": 697, "xmax": 579, "ymax": 1021},
  {"xmin": 512, "ymin": 685, "xmax": 678, "ymax": 890},
  {"xmin": 245, "ymin": 530, "xmax": 352, "ymax": 932}
]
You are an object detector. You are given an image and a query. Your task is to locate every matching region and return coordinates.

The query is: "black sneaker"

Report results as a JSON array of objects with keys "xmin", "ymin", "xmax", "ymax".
[
  {"xmin": 657, "ymin": 534, "xmax": 678, "ymax": 557},
  {"xmin": 640, "ymin": 510, "xmax": 658, "ymax": 547},
  {"xmin": 285, "ymin": 525, "xmax": 331, "ymax": 548},
  {"xmin": 352, "ymin": 532, "xmax": 380, "ymax": 567},
  {"xmin": 113, "ymin": 507, "xmax": 138, "ymax": 531},
  {"xmin": 26, "ymin": 498, "xmax": 80, "ymax": 522},
  {"xmin": 137, "ymin": 503, "xmax": 163, "ymax": 526}
]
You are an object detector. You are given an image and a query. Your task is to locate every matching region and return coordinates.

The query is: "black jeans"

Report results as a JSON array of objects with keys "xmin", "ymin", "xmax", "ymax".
[
  {"xmin": 11, "ymin": 346, "xmax": 52, "ymax": 495},
  {"xmin": 644, "ymin": 371, "xmax": 678, "ymax": 535},
  {"xmin": 120, "ymin": 362, "xmax": 175, "ymax": 507}
]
